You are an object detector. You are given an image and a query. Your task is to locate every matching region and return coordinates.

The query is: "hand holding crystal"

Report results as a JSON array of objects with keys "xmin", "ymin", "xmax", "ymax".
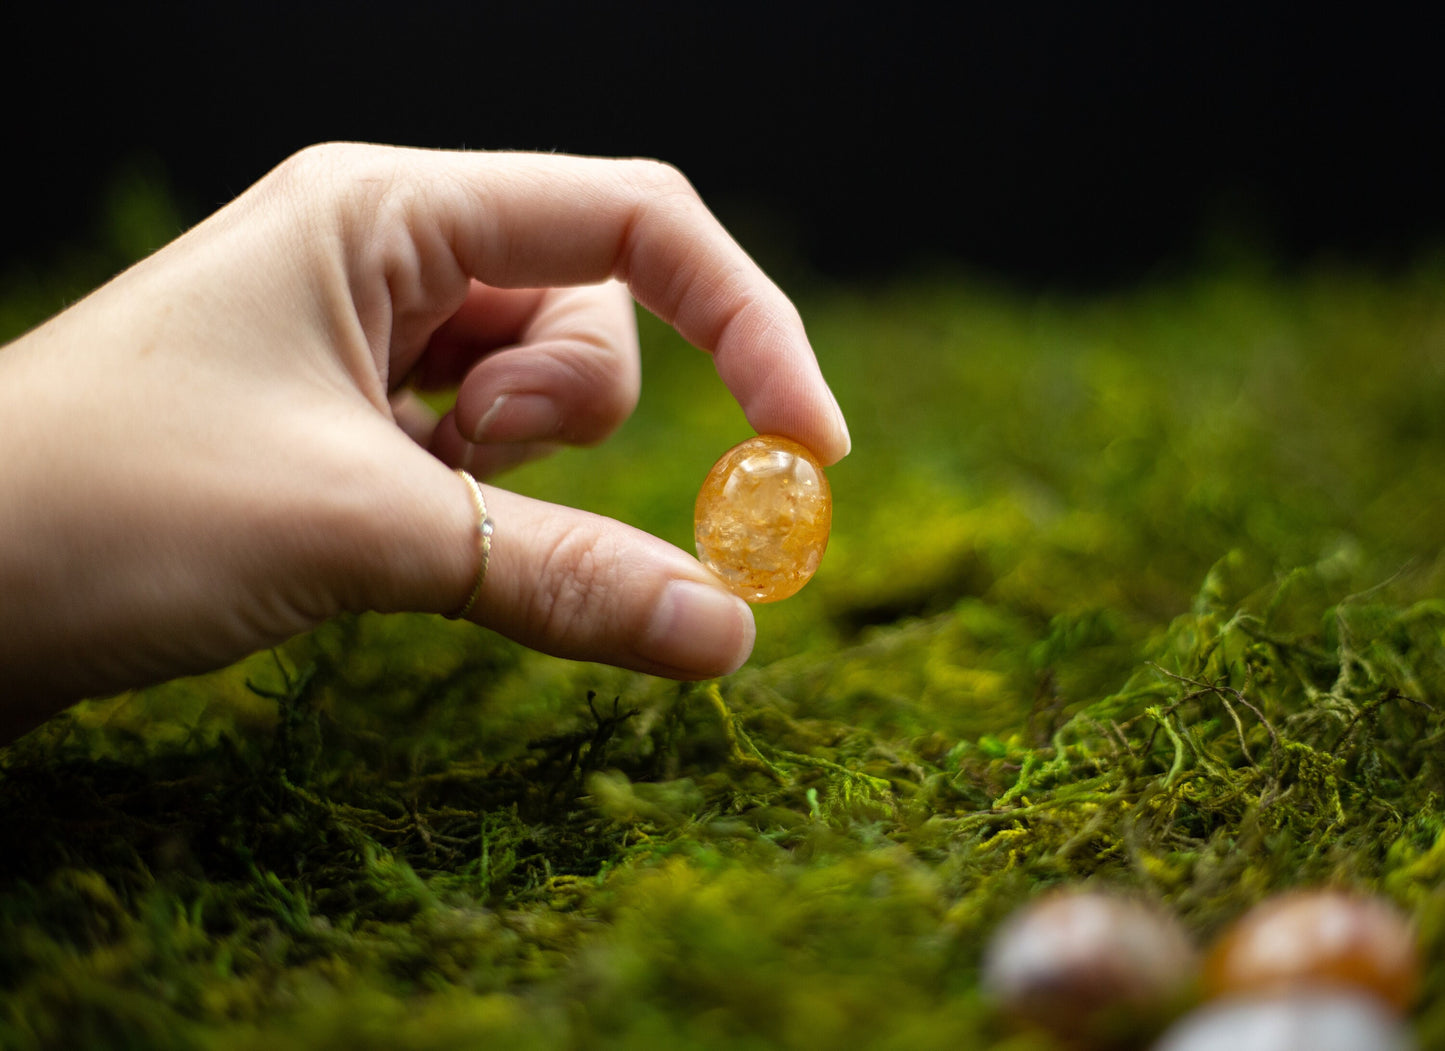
[{"xmin": 0, "ymin": 144, "xmax": 850, "ymax": 741}]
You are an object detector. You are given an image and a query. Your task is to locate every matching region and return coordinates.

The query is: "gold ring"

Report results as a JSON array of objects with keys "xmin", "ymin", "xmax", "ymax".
[{"xmin": 449, "ymin": 469, "xmax": 493, "ymax": 619}]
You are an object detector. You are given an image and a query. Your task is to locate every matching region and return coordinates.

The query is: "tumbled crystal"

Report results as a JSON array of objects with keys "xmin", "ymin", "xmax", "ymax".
[
  {"xmin": 1202, "ymin": 890, "xmax": 1419, "ymax": 1013},
  {"xmin": 1152, "ymin": 993, "xmax": 1415, "ymax": 1051},
  {"xmin": 982, "ymin": 889, "xmax": 1198, "ymax": 1048},
  {"xmin": 694, "ymin": 435, "xmax": 832, "ymax": 603}
]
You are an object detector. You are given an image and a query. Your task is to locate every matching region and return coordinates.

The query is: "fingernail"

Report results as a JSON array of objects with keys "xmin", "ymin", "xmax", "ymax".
[
  {"xmin": 642, "ymin": 580, "xmax": 755, "ymax": 676},
  {"xmin": 826, "ymin": 386, "xmax": 852, "ymax": 458},
  {"xmin": 472, "ymin": 393, "xmax": 561, "ymax": 443}
]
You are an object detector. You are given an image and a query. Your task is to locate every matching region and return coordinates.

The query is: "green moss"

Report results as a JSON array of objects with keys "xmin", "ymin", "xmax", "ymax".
[{"xmin": 7, "ymin": 229, "xmax": 1445, "ymax": 1047}]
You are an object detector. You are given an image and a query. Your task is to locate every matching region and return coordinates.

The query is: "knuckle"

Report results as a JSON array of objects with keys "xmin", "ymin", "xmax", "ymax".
[
  {"xmin": 259, "ymin": 144, "xmax": 415, "ymax": 263},
  {"xmin": 626, "ymin": 158, "xmax": 698, "ymax": 202},
  {"xmin": 612, "ymin": 160, "xmax": 706, "ymax": 288},
  {"xmin": 251, "ymin": 144, "xmax": 357, "ymax": 233},
  {"xmin": 527, "ymin": 523, "xmax": 616, "ymax": 643},
  {"xmin": 266, "ymin": 142, "xmax": 393, "ymax": 213},
  {"xmin": 271, "ymin": 142, "xmax": 352, "ymax": 188},
  {"xmin": 553, "ymin": 349, "xmax": 639, "ymax": 444},
  {"xmin": 715, "ymin": 282, "xmax": 803, "ymax": 354}
]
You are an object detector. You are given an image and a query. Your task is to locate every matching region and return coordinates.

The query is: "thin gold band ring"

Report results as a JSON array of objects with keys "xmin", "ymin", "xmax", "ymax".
[{"xmin": 449, "ymin": 469, "xmax": 493, "ymax": 620}]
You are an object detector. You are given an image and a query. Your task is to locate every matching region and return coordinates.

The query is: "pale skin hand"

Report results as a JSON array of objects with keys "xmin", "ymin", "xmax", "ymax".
[{"xmin": 0, "ymin": 144, "xmax": 851, "ymax": 743}]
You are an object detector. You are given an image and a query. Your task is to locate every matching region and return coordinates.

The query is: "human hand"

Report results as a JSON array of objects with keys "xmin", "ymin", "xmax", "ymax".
[{"xmin": 0, "ymin": 144, "xmax": 850, "ymax": 740}]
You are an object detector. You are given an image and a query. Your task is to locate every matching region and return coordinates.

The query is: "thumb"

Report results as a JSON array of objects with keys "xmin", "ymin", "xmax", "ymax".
[{"xmin": 359, "ymin": 441, "xmax": 756, "ymax": 680}]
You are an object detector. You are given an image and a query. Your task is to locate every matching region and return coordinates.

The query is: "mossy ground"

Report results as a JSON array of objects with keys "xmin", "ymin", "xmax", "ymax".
[{"xmin": 6, "ymin": 227, "xmax": 1445, "ymax": 1048}]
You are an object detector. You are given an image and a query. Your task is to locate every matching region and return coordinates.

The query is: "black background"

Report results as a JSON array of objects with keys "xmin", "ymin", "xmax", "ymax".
[{"xmin": 6, "ymin": 2, "xmax": 1443, "ymax": 288}]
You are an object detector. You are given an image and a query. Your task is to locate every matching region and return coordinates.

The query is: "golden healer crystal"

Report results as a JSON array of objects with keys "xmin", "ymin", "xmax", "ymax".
[{"xmin": 694, "ymin": 435, "xmax": 832, "ymax": 603}]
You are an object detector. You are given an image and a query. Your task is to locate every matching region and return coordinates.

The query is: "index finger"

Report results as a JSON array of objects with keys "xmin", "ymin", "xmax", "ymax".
[{"xmin": 333, "ymin": 146, "xmax": 852, "ymax": 464}]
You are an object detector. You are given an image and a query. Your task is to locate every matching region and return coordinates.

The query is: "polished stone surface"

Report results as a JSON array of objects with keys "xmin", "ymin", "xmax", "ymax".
[
  {"xmin": 1153, "ymin": 993, "xmax": 1415, "ymax": 1051},
  {"xmin": 695, "ymin": 435, "xmax": 831, "ymax": 603},
  {"xmin": 982, "ymin": 889, "xmax": 1198, "ymax": 1045},
  {"xmin": 1202, "ymin": 890, "xmax": 1419, "ymax": 1012}
]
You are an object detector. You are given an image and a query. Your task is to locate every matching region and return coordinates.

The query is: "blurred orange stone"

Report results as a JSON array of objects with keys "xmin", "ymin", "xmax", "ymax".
[
  {"xmin": 694, "ymin": 435, "xmax": 832, "ymax": 603},
  {"xmin": 1202, "ymin": 889, "xmax": 1419, "ymax": 1013}
]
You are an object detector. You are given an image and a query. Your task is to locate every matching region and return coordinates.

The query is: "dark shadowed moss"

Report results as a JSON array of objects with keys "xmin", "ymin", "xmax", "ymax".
[{"xmin": 6, "ymin": 250, "xmax": 1445, "ymax": 1048}]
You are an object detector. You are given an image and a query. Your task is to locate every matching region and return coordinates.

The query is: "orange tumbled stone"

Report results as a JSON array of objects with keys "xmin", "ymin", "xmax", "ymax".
[
  {"xmin": 694, "ymin": 435, "xmax": 832, "ymax": 603},
  {"xmin": 1202, "ymin": 890, "xmax": 1419, "ymax": 1013}
]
